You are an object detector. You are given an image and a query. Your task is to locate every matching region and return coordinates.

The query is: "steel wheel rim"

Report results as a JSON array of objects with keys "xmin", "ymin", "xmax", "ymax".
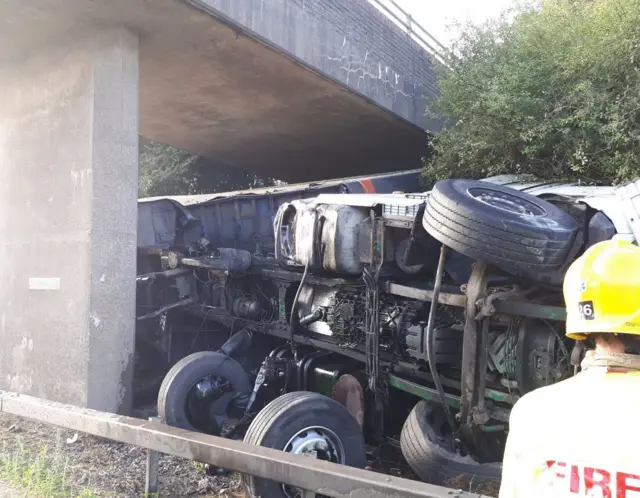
[
  {"xmin": 281, "ymin": 426, "xmax": 345, "ymax": 498},
  {"xmin": 467, "ymin": 187, "xmax": 546, "ymax": 217}
]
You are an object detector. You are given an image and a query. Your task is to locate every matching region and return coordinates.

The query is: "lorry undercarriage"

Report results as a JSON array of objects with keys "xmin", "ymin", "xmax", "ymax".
[{"xmin": 134, "ymin": 173, "xmax": 637, "ymax": 495}]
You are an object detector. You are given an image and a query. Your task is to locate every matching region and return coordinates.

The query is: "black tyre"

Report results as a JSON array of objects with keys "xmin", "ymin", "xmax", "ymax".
[
  {"xmin": 423, "ymin": 179, "xmax": 579, "ymax": 279},
  {"xmin": 158, "ymin": 351, "xmax": 251, "ymax": 433},
  {"xmin": 243, "ymin": 391, "xmax": 367, "ymax": 498},
  {"xmin": 400, "ymin": 401, "xmax": 501, "ymax": 491}
]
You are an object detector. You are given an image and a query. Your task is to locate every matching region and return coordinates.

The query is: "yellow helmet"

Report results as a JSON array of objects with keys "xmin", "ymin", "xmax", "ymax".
[{"xmin": 564, "ymin": 239, "xmax": 640, "ymax": 340}]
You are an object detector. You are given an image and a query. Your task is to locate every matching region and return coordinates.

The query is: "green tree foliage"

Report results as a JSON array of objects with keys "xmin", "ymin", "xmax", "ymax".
[
  {"xmin": 138, "ymin": 138, "xmax": 279, "ymax": 198},
  {"xmin": 425, "ymin": 0, "xmax": 640, "ymax": 185}
]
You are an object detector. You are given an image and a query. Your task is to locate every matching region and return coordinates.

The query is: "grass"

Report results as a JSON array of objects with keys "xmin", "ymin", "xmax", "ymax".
[
  {"xmin": 0, "ymin": 436, "xmax": 99, "ymax": 498},
  {"xmin": 0, "ymin": 423, "xmax": 241, "ymax": 498}
]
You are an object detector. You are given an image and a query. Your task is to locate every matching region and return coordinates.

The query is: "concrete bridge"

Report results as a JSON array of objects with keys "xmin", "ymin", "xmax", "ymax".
[{"xmin": 0, "ymin": 0, "xmax": 441, "ymax": 412}]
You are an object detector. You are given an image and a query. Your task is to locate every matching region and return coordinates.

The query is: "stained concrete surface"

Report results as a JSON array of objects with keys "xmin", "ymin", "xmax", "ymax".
[
  {"xmin": 0, "ymin": 0, "xmax": 433, "ymax": 182},
  {"xmin": 0, "ymin": 0, "xmax": 435, "ymax": 414},
  {"xmin": 0, "ymin": 27, "xmax": 139, "ymax": 413},
  {"xmin": 200, "ymin": 0, "xmax": 442, "ymax": 131}
]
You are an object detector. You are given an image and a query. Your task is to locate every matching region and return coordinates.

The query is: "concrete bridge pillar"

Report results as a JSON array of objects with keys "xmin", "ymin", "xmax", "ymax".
[{"xmin": 0, "ymin": 27, "xmax": 139, "ymax": 414}]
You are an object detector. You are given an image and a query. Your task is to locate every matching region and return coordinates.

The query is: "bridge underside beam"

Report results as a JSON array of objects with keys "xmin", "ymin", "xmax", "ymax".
[{"xmin": 0, "ymin": 0, "xmax": 430, "ymax": 182}]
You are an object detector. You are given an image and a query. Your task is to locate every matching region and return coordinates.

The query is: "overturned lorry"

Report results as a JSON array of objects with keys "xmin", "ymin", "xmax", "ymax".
[{"xmin": 135, "ymin": 169, "xmax": 639, "ymax": 495}]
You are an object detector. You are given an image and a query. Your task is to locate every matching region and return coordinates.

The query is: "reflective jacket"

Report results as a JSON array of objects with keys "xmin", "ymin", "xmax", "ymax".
[{"xmin": 499, "ymin": 352, "xmax": 640, "ymax": 498}]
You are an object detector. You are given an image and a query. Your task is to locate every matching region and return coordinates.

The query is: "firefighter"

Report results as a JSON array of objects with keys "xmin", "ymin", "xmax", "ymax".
[{"xmin": 499, "ymin": 239, "xmax": 640, "ymax": 498}]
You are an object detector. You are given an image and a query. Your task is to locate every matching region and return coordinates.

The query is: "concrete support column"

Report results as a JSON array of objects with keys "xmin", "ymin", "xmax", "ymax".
[{"xmin": 0, "ymin": 27, "xmax": 139, "ymax": 414}]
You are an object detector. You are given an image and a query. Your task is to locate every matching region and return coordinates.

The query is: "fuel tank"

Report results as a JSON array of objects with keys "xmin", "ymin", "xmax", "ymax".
[{"xmin": 275, "ymin": 200, "xmax": 370, "ymax": 275}]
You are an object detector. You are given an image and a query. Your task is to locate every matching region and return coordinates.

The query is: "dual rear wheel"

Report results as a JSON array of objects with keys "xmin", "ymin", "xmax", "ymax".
[{"xmin": 158, "ymin": 352, "xmax": 366, "ymax": 498}]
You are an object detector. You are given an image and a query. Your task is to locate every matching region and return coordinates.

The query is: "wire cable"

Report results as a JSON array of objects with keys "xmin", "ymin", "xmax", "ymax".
[{"xmin": 289, "ymin": 260, "xmax": 311, "ymax": 359}]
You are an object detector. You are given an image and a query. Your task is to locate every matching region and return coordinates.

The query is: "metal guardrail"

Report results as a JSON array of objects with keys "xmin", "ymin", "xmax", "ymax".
[
  {"xmin": 0, "ymin": 391, "xmax": 488, "ymax": 498},
  {"xmin": 367, "ymin": 0, "xmax": 450, "ymax": 64}
]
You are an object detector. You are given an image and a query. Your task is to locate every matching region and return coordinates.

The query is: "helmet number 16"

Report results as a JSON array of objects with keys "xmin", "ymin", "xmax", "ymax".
[{"xmin": 578, "ymin": 301, "xmax": 595, "ymax": 321}]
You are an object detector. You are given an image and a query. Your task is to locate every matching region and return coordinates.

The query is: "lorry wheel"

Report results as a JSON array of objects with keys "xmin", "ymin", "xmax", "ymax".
[
  {"xmin": 243, "ymin": 391, "xmax": 367, "ymax": 498},
  {"xmin": 158, "ymin": 351, "xmax": 251, "ymax": 434},
  {"xmin": 423, "ymin": 179, "xmax": 579, "ymax": 279},
  {"xmin": 400, "ymin": 401, "xmax": 501, "ymax": 491}
]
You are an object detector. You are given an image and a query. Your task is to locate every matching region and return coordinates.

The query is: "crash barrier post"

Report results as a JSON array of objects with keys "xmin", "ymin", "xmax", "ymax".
[
  {"xmin": 145, "ymin": 416, "xmax": 161, "ymax": 494},
  {"xmin": 0, "ymin": 391, "xmax": 489, "ymax": 498}
]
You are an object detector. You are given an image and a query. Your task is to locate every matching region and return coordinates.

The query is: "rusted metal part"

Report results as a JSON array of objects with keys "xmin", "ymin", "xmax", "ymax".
[
  {"xmin": 384, "ymin": 282, "xmax": 466, "ymax": 308},
  {"xmin": 0, "ymin": 391, "xmax": 487, "ymax": 498},
  {"xmin": 458, "ymin": 261, "xmax": 488, "ymax": 451},
  {"xmin": 332, "ymin": 374, "xmax": 365, "ymax": 428},
  {"xmin": 474, "ymin": 319, "xmax": 490, "ymax": 422},
  {"xmin": 384, "ymin": 217, "xmax": 414, "ymax": 229},
  {"xmin": 475, "ymin": 287, "xmax": 523, "ymax": 319}
]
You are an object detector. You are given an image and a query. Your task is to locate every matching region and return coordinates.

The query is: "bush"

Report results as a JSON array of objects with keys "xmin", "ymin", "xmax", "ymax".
[
  {"xmin": 424, "ymin": 0, "xmax": 640, "ymax": 185},
  {"xmin": 139, "ymin": 138, "xmax": 280, "ymax": 198}
]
